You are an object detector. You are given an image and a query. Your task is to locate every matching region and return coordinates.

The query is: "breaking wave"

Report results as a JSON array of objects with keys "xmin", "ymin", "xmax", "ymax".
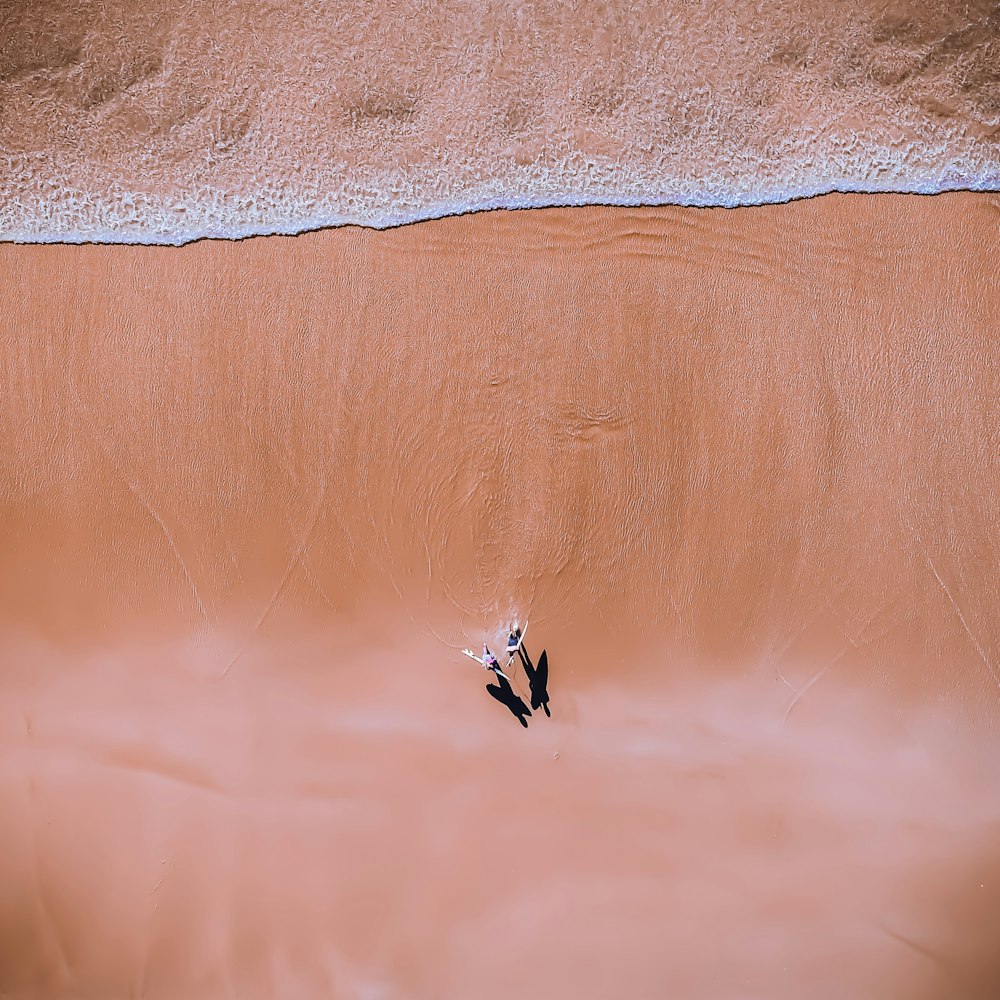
[{"xmin": 1, "ymin": 0, "xmax": 998, "ymax": 244}]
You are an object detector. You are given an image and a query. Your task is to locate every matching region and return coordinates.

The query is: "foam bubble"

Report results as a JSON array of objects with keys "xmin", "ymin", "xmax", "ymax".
[{"xmin": 1, "ymin": 0, "xmax": 998, "ymax": 243}]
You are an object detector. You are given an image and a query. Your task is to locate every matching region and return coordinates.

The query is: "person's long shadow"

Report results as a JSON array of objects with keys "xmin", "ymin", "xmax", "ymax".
[
  {"xmin": 518, "ymin": 644, "xmax": 551, "ymax": 717},
  {"xmin": 486, "ymin": 672, "xmax": 532, "ymax": 728}
]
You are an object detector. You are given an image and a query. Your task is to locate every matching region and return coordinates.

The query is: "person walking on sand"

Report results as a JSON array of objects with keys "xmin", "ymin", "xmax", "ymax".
[
  {"xmin": 481, "ymin": 644, "xmax": 509, "ymax": 681},
  {"xmin": 462, "ymin": 638, "xmax": 514, "ymax": 680},
  {"xmin": 506, "ymin": 625, "xmax": 522, "ymax": 654}
]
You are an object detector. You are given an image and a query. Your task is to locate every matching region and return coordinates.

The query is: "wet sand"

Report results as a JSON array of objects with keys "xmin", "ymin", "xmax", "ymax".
[{"xmin": 1, "ymin": 193, "xmax": 999, "ymax": 997}]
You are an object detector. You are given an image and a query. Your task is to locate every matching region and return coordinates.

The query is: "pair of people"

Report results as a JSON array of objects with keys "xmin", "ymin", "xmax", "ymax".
[
  {"xmin": 480, "ymin": 626, "xmax": 522, "ymax": 679},
  {"xmin": 484, "ymin": 625, "xmax": 550, "ymax": 726}
]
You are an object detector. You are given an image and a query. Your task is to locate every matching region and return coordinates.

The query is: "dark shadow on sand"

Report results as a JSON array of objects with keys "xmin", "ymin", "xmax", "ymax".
[
  {"xmin": 487, "ymin": 672, "xmax": 532, "ymax": 728},
  {"xmin": 518, "ymin": 645, "xmax": 551, "ymax": 717}
]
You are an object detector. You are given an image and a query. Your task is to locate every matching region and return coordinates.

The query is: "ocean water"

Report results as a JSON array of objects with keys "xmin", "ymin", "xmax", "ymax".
[{"xmin": 1, "ymin": 0, "xmax": 999, "ymax": 243}]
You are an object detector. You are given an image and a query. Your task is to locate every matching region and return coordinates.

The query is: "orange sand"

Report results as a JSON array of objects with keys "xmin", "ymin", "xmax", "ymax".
[{"xmin": 1, "ymin": 194, "xmax": 999, "ymax": 998}]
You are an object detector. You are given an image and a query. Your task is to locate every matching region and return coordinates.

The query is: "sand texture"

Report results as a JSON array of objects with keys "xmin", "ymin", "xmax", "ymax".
[
  {"xmin": 1, "ymin": 1, "xmax": 999, "ymax": 241},
  {"xmin": 1, "ymin": 193, "xmax": 999, "ymax": 998}
]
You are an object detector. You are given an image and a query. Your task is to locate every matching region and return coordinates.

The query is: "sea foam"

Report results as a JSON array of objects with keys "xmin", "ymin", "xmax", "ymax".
[{"xmin": 2, "ymin": 0, "xmax": 998, "ymax": 244}]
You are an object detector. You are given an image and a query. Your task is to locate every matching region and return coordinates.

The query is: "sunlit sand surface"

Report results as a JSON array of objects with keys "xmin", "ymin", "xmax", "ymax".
[{"xmin": 2, "ymin": 194, "xmax": 999, "ymax": 997}]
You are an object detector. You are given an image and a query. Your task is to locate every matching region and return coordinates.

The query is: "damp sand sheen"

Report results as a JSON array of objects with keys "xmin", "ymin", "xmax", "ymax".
[{"xmin": 2, "ymin": 2, "xmax": 1000, "ymax": 999}]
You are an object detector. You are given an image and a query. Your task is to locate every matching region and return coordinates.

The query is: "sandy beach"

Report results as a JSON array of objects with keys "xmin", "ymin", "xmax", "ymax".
[{"xmin": 1, "ymin": 193, "xmax": 999, "ymax": 997}]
